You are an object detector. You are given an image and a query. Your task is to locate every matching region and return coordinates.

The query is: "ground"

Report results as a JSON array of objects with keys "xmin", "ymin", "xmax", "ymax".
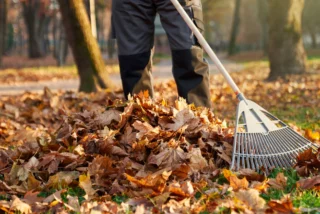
[{"xmin": 0, "ymin": 51, "xmax": 319, "ymax": 213}]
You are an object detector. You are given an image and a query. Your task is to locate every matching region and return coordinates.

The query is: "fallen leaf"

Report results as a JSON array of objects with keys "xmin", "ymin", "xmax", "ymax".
[
  {"xmin": 297, "ymin": 175, "xmax": 320, "ymax": 190},
  {"xmin": 125, "ymin": 171, "xmax": 172, "ymax": 195},
  {"xmin": 46, "ymin": 171, "xmax": 79, "ymax": 189},
  {"xmin": 79, "ymin": 174, "xmax": 96, "ymax": 200},
  {"xmin": 230, "ymin": 176, "xmax": 249, "ymax": 191},
  {"xmin": 165, "ymin": 108, "xmax": 195, "ymax": 131},
  {"xmin": 235, "ymin": 189, "xmax": 266, "ymax": 212},
  {"xmin": 188, "ymin": 148, "xmax": 208, "ymax": 171},
  {"xmin": 305, "ymin": 129, "xmax": 320, "ymax": 141},
  {"xmin": 239, "ymin": 168, "xmax": 265, "ymax": 182},
  {"xmin": 10, "ymin": 196, "xmax": 32, "ymax": 214},
  {"xmin": 268, "ymin": 172, "xmax": 287, "ymax": 190},
  {"xmin": 132, "ymin": 121, "xmax": 159, "ymax": 140},
  {"xmin": 148, "ymin": 144, "xmax": 186, "ymax": 168},
  {"xmin": 268, "ymin": 197, "xmax": 294, "ymax": 213}
]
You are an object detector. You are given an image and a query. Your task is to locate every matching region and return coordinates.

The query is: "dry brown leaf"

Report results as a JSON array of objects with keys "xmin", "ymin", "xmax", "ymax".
[
  {"xmin": 268, "ymin": 172, "xmax": 287, "ymax": 190},
  {"xmin": 165, "ymin": 108, "xmax": 195, "ymax": 131},
  {"xmin": 23, "ymin": 191, "xmax": 44, "ymax": 204},
  {"xmin": 295, "ymin": 148, "xmax": 320, "ymax": 176},
  {"xmin": 235, "ymin": 189, "xmax": 266, "ymax": 212},
  {"xmin": 125, "ymin": 171, "xmax": 172, "ymax": 195},
  {"xmin": 188, "ymin": 148, "xmax": 208, "ymax": 171},
  {"xmin": 27, "ymin": 173, "xmax": 41, "ymax": 190},
  {"xmin": 132, "ymin": 120, "xmax": 160, "ymax": 140},
  {"xmin": 10, "ymin": 196, "xmax": 32, "ymax": 214},
  {"xmin": 239, "ymin": 168, "xmax": 266, "ymax": 182},
  {"xmin": 168, "ymin": 181, "xmax": 194, "ymax": 198},
  {"xmin": 79, "ymin": 174, "xmax": 96, "ymax": 200},
  {"xmin": 171, "ymin": 164, "xmax": 190, "ymax": 179},
  {"xmin": 251, "ymin": 179, "xmax": 269, "ymax": 193},
  {"xmin": 148, "ymin": 144, "xmax": 186, "ymax": 168},
  {"xmin": 296, "ymin": 175, "xmax": 320, "ymax": 190},
  {"xmin": 93, "ymin": 109, "xmax": 121, "ymax": 126},
  {"xmin": 230, "ymin": 175, "xmax": 249, "ymax": 191},
  {"xmin": 268, "ymin": 197, "xmax": 294, "ymax": 213},
  {"xmin": 46, "ymin": 171, "xmax": 79, "ymax": 189},
  {"xmin": 162, "ymin": 198, "xmax": 191, "ymax": 214}
]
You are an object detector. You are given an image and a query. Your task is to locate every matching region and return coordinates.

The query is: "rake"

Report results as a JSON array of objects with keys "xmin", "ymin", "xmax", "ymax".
[{"xmin": 171, "ymin": 0, "xmax": 319, "ymax": 172}]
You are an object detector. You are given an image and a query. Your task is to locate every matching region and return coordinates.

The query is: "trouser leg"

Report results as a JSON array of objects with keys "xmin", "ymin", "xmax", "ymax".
[
  {"xmin": 118, "ymin": 51, "xmax": 153, "ymax": 98},
  {"xmin": 156, "ymin": 0, "xmax": 212, "ymax": 108},
  {"xmin": 112, "ymin": 0, "xmax": 155, "ymax": 98}
]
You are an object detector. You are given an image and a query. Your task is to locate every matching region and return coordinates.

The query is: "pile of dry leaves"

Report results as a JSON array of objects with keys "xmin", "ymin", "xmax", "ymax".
[{"xmin": 0, "ymin": 67, "xmax": 320, "ymax": 213}]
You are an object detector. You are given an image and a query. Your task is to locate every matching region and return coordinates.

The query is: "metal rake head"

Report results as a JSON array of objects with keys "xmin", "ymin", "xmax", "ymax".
[{"xmin": 230, "ymin": 99, "xmax": 319, "ymax": 173}]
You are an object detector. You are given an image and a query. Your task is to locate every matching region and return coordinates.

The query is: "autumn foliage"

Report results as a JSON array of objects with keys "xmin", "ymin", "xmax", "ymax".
[{"xmin": 0, "ymin": 67, "xmax": 320, "ymax": 213}]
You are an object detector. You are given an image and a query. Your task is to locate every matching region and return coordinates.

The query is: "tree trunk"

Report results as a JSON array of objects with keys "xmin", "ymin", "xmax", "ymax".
[
  {"xmin": 57, "ymin": 27, "xmax": 68, "ymax": 67},
  {"xmin": 228, "ymin": 0, "xmax": 241, "ymax": 55},
  {"xmin": 53, "ymin": 13, "xmax": 68, "ymax": 66},
  {"xmin": 89, "ymin": 0, "xmax": 97, "ymax": 38},
  {"xmin": 22, "ymin": 0, "xmax": 44, "ymax": 58},
  {"xmin": 57, "ymin": 0, "xmax": 114, "ymax": 92},
  {"xmin": 40, "ymin": 16, "xmax": 51, "ymax": 55},
  {"xmin": 268, "ymin": 0, "xmax": 307, "ymax": 80},
  {"xmin": 0, "ymin": 0, "xmax": 8, "ymax": 67},
  {"xmin": 257, "ymin": 0, "xmax": 268, "ymax": 54}
]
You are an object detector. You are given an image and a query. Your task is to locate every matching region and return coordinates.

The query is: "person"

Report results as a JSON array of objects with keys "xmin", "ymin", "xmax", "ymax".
[{"xmin": 111, "ymin": 0, "xmax": 212, "ymax": 108}]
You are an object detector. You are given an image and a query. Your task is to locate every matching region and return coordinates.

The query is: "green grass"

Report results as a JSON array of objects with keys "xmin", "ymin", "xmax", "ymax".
[
  {"xmin": 270, "ymin": 107, "xmax": 320, "ymax": 130},
  {"xmin": 153, "ymin": 53, "xmax": 171, "ymax": 60},
  {"xmin": 260, "ymin": 168, "xmax": 300, "ymax": 203},
  {"xmin": 293, "ymin": 191, "xmax": 320, "ymax": 208}
]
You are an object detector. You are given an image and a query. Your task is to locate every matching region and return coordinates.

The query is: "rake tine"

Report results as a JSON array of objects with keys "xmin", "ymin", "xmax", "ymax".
[
  {"xmin": 253, "ymin": 133, "xmax": 264, "ymax": 170},
  {"xmin": 275, "ymin": 131, "xmax": 293, "ymax": 168},
  {"xmin": 245, "ymin": 134, "xmax": 251, "ymax": 169},
  {"xmin": 260, "ymin": 133, "xmax": 274, "ymax": 169},
  {"xmin": 256, "ymin": 133, "xmax": 271, "ymax": 171},
  {"xmin": 241, "ymin": 133, "xmax": 245, "ymax": 169},
  {"xmin": 269, "ymin": 132, "xmax": 291, "ymax": 168},
  {"xmin": 272, "ymin": 131, "xmax": 294, "ymax": 168},
  {"xmin": 265, "ymin": 134, "xmax": 282, "ymax": 168},
  {"xmin": 251, "ymin": 134, "xmax": 260, "ymax": 169},
  {"xmin": 275, "ymin": 130, "xmax": 297, "ymax": 156},
  {"xmin": 248, "ymin": 134, "xmax": 256, "ymax": 170},
  {"xmin": 287, "ymin": 128, "xmax": 313, "ymax": 150},
  {"xmin": 275, "ymin": 130, "xmax": 297, "ymax": 163},
  {"xmin": 236, "ymin": 134, "xmax": 241, "ymax": 170},
  {"xmin": 280, "ymin": 129, "xmax": 304, "ymax": 156}
]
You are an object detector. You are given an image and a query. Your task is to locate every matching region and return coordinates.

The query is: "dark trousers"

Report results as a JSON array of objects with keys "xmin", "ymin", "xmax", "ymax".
[{"xmin": 112, "ymin": 0, "xmax": 212, "ymax": 108}]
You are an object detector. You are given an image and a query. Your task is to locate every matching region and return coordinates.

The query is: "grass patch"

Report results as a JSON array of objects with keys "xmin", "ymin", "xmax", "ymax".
[
  {"xmin": 261, "ymin": 168, "xmax": 300, "ymax": 202},
  {"xmin": 153, "ymin": 53, "xmax": 171, "ymax": 59},
  {"xmin": 269, "ymin": 107, "xmax": 320, "ymax": 130},
  {"xmin": 293, "ymin": 191, "xmax": 320, "ymax": 208}
]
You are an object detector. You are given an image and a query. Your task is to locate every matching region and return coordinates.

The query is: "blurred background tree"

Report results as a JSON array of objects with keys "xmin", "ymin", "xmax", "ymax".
[
  {"xmin": 0, "ymin": 0, "xmax": 9, "ymax": 67},
  {"xmin": 303, "ymin": 0, "xmax": 320, "ymax": 49},
  {"xmin": 21, "ymin": 0, "xmax": 52, "ymax": 58},
  {"xmin": 58, "ymin": 0, "xmax": 114, "ymax": 92},
  {"xmin": 268, "ymin": 0, "xmax": 307, "ymax": 80},
  {"xmin": 228, "ymin": 0, "xmax": 241, "ymax": 55}
]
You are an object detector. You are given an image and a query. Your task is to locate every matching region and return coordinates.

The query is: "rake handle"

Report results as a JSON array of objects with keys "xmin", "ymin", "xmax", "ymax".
[{"xmin": 170, "ymin": 0, "xmax": 242, "ymax": 97}]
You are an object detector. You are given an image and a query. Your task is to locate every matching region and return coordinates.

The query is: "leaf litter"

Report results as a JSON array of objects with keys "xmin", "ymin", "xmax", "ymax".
[{"xmin": 0, "ymin": 68, "xmax": 320, "ymax": 213}]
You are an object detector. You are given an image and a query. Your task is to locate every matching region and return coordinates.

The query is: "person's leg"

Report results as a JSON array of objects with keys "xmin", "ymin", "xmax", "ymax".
[
  {"xmin": 112, "ymin": 0, "xmax": 156, "ymax": 98},
  {"xmin": 156, "ymin": 0, "xmax": 212, "ymax": 108}
]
